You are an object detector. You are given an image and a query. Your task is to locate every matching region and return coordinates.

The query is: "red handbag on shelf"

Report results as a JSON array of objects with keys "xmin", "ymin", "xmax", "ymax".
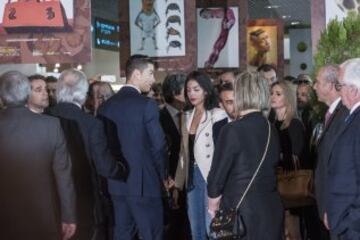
[{"xmin": 2, "ymin": 0, "xmax": 70, "ymax": 33}]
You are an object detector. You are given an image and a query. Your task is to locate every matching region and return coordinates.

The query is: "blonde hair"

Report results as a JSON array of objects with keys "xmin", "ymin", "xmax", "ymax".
[
  {"xmin": 271, "ymin": 80, "xmax": 298, "ymax": 129},
  {"xmin": 234, "ymin": 71, "xmax": 270, "ymax": 118}
]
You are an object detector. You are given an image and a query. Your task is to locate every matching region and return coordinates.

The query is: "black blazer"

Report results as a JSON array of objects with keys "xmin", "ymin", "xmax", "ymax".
[
  {"xmin": 49, "ymin": 103, "xmax": 127, "ymax": 229},
  {"xmin": 208, "ymin": 112, "xmax": 283, "ymax": 240},
  {"xmin": 315, "ymin": 102, "xmax": 348, "ymax": 217},
  {"xmin": 159, "ymin": 106, "xmax": 181, "ymax": 179},
  {"xmin": 0, "ymin": 107, "xmax": 75, "ymax": 240},
  {"xmin": 212, "ymin": 117, "xmax": 228, "ymax": 144}
]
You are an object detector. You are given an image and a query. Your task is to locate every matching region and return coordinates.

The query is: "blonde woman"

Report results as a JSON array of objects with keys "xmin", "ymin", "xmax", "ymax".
[
  {"xmin": 207, "ymin": 72, "xmax": 283, "ymax": 240},
  {"xmin": 270, "ymin": 80, "xmax": 306, "ymax": 240}
]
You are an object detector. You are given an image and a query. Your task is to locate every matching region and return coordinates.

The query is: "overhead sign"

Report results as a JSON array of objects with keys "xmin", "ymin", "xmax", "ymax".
[{"xmin": 94, "ymin": 17, "xmax": 120, "ymax": 51}]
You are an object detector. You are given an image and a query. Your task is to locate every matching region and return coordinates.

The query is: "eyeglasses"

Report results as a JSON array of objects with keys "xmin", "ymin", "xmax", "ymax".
[{"xmin": 334, "ymin": 81, "xmax": 346, "ymax": 91}]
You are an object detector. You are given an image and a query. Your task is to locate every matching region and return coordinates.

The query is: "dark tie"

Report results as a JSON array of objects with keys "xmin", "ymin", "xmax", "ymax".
[
  {"xmin": 324, "ymin": 111, "xmax": 331, "ymax": 127},
  {"xmin": 177, "ymin": 111, "xmax": 183, "ymax": 134}
]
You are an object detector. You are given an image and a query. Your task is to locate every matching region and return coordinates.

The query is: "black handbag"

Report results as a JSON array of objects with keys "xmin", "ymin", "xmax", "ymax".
[{"xmin": 209, "ymin": 120, "xmax": 271, "ymax": 240}]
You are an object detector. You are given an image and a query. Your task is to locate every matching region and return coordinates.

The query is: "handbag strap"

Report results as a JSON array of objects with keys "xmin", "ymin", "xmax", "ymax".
[{"xmin": 235, "ymin": 119, "xmax": 271, "ymax": 210}]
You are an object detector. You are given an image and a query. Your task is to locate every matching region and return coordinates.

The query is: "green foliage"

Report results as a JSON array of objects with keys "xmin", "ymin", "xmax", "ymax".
[
  {"xmin": 314, "ymin": 11, "xmax": 360, "ymax": 74},
  {"xmin": 311, "ymin": 11, "xmax": 360, "ymax": 121}
]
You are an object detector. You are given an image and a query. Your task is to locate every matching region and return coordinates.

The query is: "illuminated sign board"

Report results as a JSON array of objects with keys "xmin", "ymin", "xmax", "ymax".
[{"xmin": 94, "ymin": 17, "xmax": 120, "ymax": 51}]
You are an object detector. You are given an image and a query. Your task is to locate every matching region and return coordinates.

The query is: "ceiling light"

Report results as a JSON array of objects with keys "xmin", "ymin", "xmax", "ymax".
[
  {"xmin": 265, "ymin": 5, "xmax": 279, "ymax": 9},
  {"xmin": 55, "ymin": 63, "xmax": 60, "ymax": 68},
  {"xmin": 282, "ymin": 15, "xmax": 291, "ymax": 19},
  {"xmin": 291, "ymin": 21, "xmax": 301, "ymax": 25}
]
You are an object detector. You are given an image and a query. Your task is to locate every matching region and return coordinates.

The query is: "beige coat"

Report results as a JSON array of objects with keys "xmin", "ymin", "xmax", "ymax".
[{"xmin": 175, "ymin": 108, "xmax": 226, "ymax": 190}]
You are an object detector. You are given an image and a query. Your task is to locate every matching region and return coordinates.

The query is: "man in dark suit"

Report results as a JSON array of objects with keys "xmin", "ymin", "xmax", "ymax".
[
  {"xmin": 98, "ymin": 56, "xmax": 167, "ymax": 240},
  {"xmin": 160, "ymin": 73, "xmax": 189, "ymax": 239},
  {"xmin": 314, "ymin": 65, "xmax": 349, "ymax": 239},
  {"xmin": 48, "ymin": 69, "xmax": 127, "ymax": 240},
  {"xmin": 325, "ymin": 58, "xmax": 360, "ymax": 239},
  {"xmin": 213, "ymin": 82, "xmax": 235, "ymax": 143},
  {"xmin": 0, "ymin": 71, "xmax": 76, "ymax": 240}
]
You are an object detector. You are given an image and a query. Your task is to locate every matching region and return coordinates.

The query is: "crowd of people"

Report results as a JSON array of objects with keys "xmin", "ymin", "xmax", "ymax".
[{"xmin": 0, "ymin": 56, "xmax": 360, "ymax": 240}]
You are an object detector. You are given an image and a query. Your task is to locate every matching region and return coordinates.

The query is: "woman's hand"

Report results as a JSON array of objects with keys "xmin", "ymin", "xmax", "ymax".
[{"xmin": 208, "ymin": 196, "xmax": 222, "ymax": 219}]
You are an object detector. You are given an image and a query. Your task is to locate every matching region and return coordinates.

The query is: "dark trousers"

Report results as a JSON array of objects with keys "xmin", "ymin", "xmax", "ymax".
[
  {"xmin": 112, "ymin": 195, "xmax": 163, "ymax": 240},
  {"xmin": 164, "ymin": 190, "xmax": 191, "ymax": 240}
]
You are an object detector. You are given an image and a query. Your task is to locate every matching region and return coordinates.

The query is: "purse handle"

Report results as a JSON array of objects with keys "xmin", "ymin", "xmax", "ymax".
[{"xmin": 235, "ymin": 120, "xmax": 271, "ymax": 210}]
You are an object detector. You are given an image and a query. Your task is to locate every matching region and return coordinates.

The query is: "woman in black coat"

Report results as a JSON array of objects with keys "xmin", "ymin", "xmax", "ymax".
[{"xmin": 207, "ymin": 72, "xmax": 284, "ymax": 240}]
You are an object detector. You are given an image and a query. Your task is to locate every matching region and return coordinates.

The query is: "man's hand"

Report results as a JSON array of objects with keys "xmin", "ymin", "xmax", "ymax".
[
  {"xmin": 163, "ymin": 177, "xmax": 175, "ymax": 190},
  {"xmin": 62, "ymin": 223, "xmax": 76, "ymax": 240},
  {"xmin": 323, "ymin": 212, "xmax": 330, "ymax": 230},
  {"xmin": 172, "ymin": 188, "xmax": 180, "ymax": 209}
]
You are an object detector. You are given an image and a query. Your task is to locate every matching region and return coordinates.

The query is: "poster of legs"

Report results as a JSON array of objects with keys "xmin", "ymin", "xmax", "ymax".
[
  {"xmin": 129, "ymin": 0, "xmax": 185, "ymax": 57},
  {"xmin": 0, "ymin": 0, "xmax": 91, "ymax": 64},
  {"xmin": 197, "ymin": 7, "xmax": 239, "ymax": 68}
]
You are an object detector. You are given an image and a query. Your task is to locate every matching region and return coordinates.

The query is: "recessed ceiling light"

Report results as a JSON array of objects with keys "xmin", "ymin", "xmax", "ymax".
[
  {"xmin": 265, "ymin": 5, "xmax": 279, "ymax": 9},
  {"xmin": 291, "ymin": 21, "xmax": 301, "ymax": 25},
  {"xmin": 282, "ymin": 15, "xmax": 291, "ymax": 19}
]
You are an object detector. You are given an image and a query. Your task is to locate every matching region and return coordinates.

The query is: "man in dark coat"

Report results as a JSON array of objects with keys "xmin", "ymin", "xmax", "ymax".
[
  {"xmin": 313, "ymin": 65, "xmax": 348, "ymax": 240},
  {"xmin": 98, "ymin": 56, "xmax": 167, "ymax": 240},
  {"xmin": 48, "ymin": 69, "xmax": 127, "ymax": 240},
  {"xmin": 0, "ymin": 71, "xmax": 76, "ymax": 240},
  {"xmin": 325, "ymin": 58, "xmax": 360, "ymax": 239}
]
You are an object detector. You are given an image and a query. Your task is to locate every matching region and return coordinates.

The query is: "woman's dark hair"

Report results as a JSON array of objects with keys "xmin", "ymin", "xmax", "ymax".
[{"xmin": 184, "ymin": 71, "xmax": 218, "ymax": 110}]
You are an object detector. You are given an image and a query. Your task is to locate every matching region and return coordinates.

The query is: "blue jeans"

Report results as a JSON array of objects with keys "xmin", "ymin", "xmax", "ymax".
[{"xmin": 187, "ymin": 165, "xmax": 211, "ymax": 240}]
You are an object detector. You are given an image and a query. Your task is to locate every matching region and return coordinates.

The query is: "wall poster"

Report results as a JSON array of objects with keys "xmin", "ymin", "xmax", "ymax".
[
  {"xmin": 247, "ymin": 24, "xmax": 278, "ymax": 68},
  {"xmin": 0, "ymin": 0, "xmax": 91, "ymax": 64},
  {"xmin": 197, "ymin": 7, "xmax": 239, "ymax": 68},
  {"xmin": 129, "ymin": 0, "xmax": 185, "ymax": 57}
]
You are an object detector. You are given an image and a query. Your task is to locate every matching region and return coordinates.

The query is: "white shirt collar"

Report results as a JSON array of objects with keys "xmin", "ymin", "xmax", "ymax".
[
  {"xmin": 124, "ymin": 84, "xmax": 141, "ymax": 94},
  {"xmin": 328, "ymin": 97, "xmax": 341, "ymax": 114},
  {"xmin": 350, "ymin": 101, "xmax": 360, "ymax": 115},
  {"xmin": 165, "ymin": 103, "xmax": 180, "ymax": 118}
]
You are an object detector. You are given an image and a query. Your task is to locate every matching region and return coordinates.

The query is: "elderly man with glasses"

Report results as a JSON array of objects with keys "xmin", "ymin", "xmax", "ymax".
[{"xmin": 324, "ymin": 58, "xmax": 360, "ymax": 240}]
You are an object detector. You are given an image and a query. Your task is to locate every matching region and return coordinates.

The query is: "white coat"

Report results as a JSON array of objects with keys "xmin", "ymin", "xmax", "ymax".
[{"xmin": 174, "ymin": 107, "xmax": 226, "ymax": 190}]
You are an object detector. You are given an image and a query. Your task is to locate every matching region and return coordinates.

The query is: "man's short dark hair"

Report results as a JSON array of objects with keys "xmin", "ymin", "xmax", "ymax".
[
  {"xmin": 257, "ymin": 64, "xmax": 276, "ymax": 73},
  {"xmin": 162, "ymin": 74, "xmax": 186, "ymax": 104},
  {"xmin": 28, "ymin": 74, "xmax": 46, "ymax": 83},
  {"xmin": 45, "ymin": 75, "xmax": 57, "ymax": 83},
  {"xmin": 126, "ymin": 55, "xmax": 155, "ymax": 80},
  {"xmin": 217, "ymin": 82, "xmax": 234, "ymax": 95}
]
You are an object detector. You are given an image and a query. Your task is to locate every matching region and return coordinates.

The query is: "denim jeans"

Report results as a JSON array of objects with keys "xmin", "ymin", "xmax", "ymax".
[{"xmin": 187, "ymin": 165, "xmax": 211, "ymax": 240}]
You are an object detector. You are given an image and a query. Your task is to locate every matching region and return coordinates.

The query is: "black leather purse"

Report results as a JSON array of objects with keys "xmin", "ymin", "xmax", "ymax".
[{"xmin": 209, "ymin": 121, "xmax": 271, "ymax": 240}]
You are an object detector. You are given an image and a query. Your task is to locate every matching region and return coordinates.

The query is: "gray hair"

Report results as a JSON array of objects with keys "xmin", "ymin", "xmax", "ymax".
[
  {"xmin": 319, "ymin": 64, "xmax": 339, "ymax": 83},
  {"xmin": 340, "ymin": 58, "xmax": 360, "ymax": 90},
  {"xmin": 0, "ymin": 71, "xmax": 31, "ymax": 107},
  {"xmin": 234, "ymin": 71, "xmax": 270, "ymax": 118},
  {"xmin": 56, "ymin": 69, "xmax": 89, "ymax": 105}
]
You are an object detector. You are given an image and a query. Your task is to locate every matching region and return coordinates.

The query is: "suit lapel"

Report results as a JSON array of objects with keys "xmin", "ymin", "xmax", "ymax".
[{"xmin": 328, "ymin": 106, "xmax": 360, "ymax": 165}]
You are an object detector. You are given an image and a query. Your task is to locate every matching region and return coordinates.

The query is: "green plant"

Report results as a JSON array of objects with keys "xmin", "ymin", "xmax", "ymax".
[{"xmin": 312, "ymin": 11, "xmax": 360, "ymax": 121}]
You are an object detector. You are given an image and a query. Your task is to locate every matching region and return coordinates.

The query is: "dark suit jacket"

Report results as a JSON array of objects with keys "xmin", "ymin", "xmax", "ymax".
[
  {"xmin": 49, "ymin": 103, "xmax": 127, "ymax": 229},
  {"xmin": 0, "ymin": 106, "xmax": 75, "ymax": 240},
  {"xmin": 315, "ymin": 102, "xmax": 348, "ymax": 217},
  {"xmin": 159, "ymin": 106, "xmax": 181, "ymax": 179},
  {"xmin": 212, "ymin": 117, "xmax": 228, "ymax": 144},
  {"xmin": 98, "ymin": 86, "xmax": 167, "ymax": 197},
  {"xmin": 326, "ymin": 106, "xmax": 360, "ymax": 235}
]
